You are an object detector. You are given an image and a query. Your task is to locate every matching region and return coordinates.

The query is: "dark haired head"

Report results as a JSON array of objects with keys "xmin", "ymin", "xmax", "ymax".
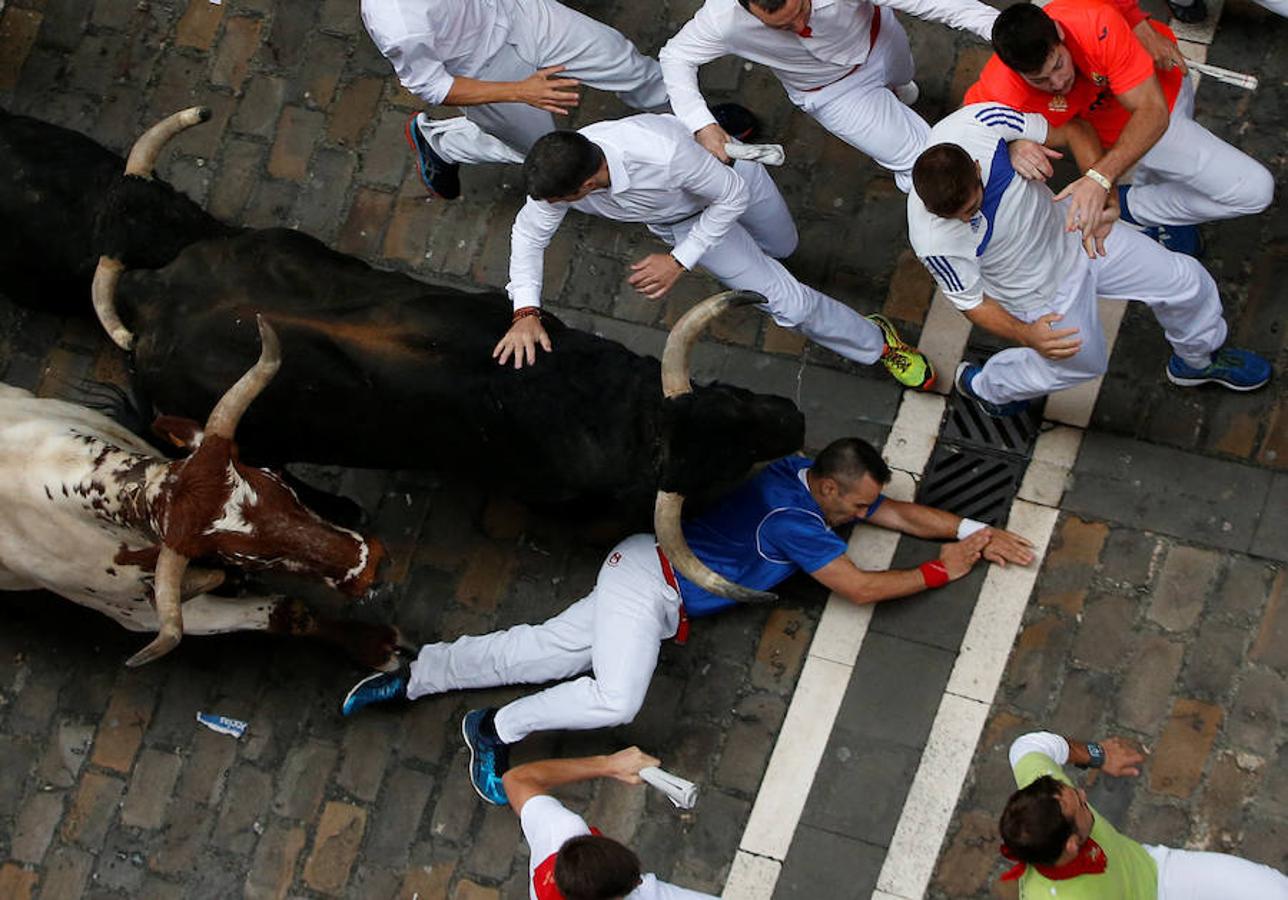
[
  {"xmin": 554, "ymin": 834, "xmax": 642, "ymax": 900},
  {"xmin": 737, "ymin": 0, "xmax": 790, "ymax": 11},
  {"xmin": 999, "ymin": 776, "xmax": 1075, "ymax": 865},
  {"xmin": 524, "ymin": 131, "xmax": 605, "ymax": 201},
  {"xmin": 912, "ymin": 143, "xmax": 980, "ymax": 217},
  {"xmin": 992, "ymin": 4, "xmax": 1062, "ymax": 75},
  {"xmin": 812, "ymin": 437, "xmax": 891, "ymax": 489}
]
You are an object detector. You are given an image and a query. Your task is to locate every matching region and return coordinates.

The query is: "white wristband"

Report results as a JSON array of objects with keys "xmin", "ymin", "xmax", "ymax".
[
  {"xmin": 957, "ymin": 518, "xmax": 987, "ymax": 540},
  {"xmin": 1085, "ymin": 168, "xmax": 1112, "ymax": 191}
]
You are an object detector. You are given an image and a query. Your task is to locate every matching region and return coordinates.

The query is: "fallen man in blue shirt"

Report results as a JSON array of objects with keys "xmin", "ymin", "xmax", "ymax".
[{"xmin": 340, "ymin": 436, "xmax": 1035, "ymax": 805}]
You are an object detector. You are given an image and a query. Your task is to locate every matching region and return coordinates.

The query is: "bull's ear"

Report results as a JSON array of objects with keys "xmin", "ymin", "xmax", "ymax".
[{"xmin": 152, "ymin": 415, "xmax": 203, "ymax": 450}]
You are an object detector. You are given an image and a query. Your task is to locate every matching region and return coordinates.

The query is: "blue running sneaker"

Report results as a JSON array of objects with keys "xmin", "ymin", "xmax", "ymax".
[
  {"xmin": 404, "ymin": 113, "xmax": 461, "ymax": 200},
  {"xmin": 1142, "ymin": 224, "xmax": 1203, "ymax": 258},
  {"xmin": 340, "ymin": 665, "xmax": 409, "ymax": 717},
  {"xmin": 1166, "ymin": 347, "xmax": 1271, "ymax": 392},
  {"xmin": 462, "ymin": 708, "xmax": 510, "ymax": 806},
  {"xmin": 955, "ymin": 363, "xmax": 1032, "ymax": 418}
]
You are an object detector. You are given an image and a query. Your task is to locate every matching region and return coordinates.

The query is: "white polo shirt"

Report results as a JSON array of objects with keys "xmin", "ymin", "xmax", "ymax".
[
  {"xmin": 521, "ymin": 795, "xmax": 717, "ymax": 900},
  {"xmin": 360, "ymin": 0, "xmax": 516, "ymax": 106},
  {"xmin": 907, "ymin": 103, "xmax": 1083, "ymax": 315},
  {"xmin": 507, "ymin": 114, "xmax": 750, "ymax": 310},
  {"xmin": 660, "ymin": 0, "xmax": 998, "ymax": 132}
]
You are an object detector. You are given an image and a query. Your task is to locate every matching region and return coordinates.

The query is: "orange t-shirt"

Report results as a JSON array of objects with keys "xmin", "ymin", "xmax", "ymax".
[{"xmin": 964, "ymin": 0, "xmax": 1182, "ymax": 147}]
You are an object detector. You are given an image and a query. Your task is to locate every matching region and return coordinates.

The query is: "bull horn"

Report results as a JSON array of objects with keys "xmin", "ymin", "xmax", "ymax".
[
  {"xmin": 655, "ymin": 290, "xmax": 776, "ymax": 603},
  {"xmin": 660, "ymin": 290, "xmax": 767, "ymax": 398},
  {"xmin": 655, "ymin": 492, "xmax": 776, "ymax": 604},
  {"xmin": 204, "ymin": 316, "xmax": 281, "ymax": 440},
  {"xmin": 126, "ymin": 546, "xmax": 190, "ymax": 667},
  {"xmin": 125, "ymin": 106, "xmax": 211, "ymax": 178},
  {"xmin": 92, "ymin": 256, "xmax": 134, "ymax": 350}
]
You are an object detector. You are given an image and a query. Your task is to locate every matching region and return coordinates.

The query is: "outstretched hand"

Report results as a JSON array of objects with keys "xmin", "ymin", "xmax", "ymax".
[
  {"xmin": 493, "ymin": 314, "xmax": 552, "ymax": 369},
  {"xmin": 1101, "ymin": 736, "xmax": 1146, "ymax": 777},
  {"xmin": 1054, "ymin": 176, "xmax": 1110, "ymax": 238},
  {"xmin": 982, "ymin": 528, "xmax": 1036, "ymax": 567},
  {"xmin": 605, "ymin": 746, "xmax": 662, "ymax": 784}
]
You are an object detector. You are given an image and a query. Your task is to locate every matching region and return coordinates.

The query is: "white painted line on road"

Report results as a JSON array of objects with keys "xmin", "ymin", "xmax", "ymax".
[
  {"xmin": 875, "ymin": 693, "xmax": 992, "ymax": 898},
  {"xmin": 737, "ymin": 654, "xmax": 855, "ymax": 863},
  {"xmin": 723, "ymin": 851, "xmax": 782, "ymax": 899},
  {"xmin": 919, "ymin": 291, "xmax": 971, "ymax": 396},
  {"xmin": 947, "ymin": 501, "xmax": 1059, "ymax": 704},
  {"xmin": 1017, "ymin": 425, "xmax": 1083, "ymax": 508},
  {"xmin": 1044, "ymin": 298, "xmax": 1127, "ymax": 428}
]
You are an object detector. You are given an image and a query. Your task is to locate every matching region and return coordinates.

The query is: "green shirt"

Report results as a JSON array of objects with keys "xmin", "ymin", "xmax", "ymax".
[{"xmin": 1012, "ymin": 746, "xmax": 1158, "ymax": 900}]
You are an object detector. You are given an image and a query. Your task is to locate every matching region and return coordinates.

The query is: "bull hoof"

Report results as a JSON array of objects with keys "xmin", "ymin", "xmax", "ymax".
[{"xmin": 343, "ymin": 622, "xmax": 405, "ymax": 670}]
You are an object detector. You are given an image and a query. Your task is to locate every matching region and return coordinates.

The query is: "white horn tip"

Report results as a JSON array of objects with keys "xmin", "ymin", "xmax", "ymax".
[{"xmin": 110, "ymin": 328, "xmax": 135, "ymax": 352}]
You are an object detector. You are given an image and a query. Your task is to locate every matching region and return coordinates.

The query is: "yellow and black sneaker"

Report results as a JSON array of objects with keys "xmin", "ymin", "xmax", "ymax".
[{"xmin": 867, "ymin": 314, "xmax": 936, "ymax": 391}]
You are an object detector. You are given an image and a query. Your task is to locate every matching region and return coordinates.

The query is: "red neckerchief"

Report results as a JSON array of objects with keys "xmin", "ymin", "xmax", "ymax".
[
  {"xmin": 533, "ymin": 828, "xmax": 603, "ymax": 900},
  {"xmin": 999, "ymin": 837, "xmax": 1109, "ymax": 882},
  {"xmin": 797, "ymin": 24, "xmax": 813, "ymax": 37}
]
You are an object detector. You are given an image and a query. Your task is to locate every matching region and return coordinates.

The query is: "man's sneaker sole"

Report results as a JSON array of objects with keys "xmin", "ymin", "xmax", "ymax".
[
  {"xmin": 461, "ymin": 715, "xmax": 504, "ymax": 806},
  {"xmin": 340, "ymin": 671, "xmax": 395, "ymax": 717},
  {"xmin": 1165, "ymin": 368, "xmax": 1269, "ymax": 392},
  {"xmin": 404, "ymin": 114, "xmax": 461, "ymax": 200}
]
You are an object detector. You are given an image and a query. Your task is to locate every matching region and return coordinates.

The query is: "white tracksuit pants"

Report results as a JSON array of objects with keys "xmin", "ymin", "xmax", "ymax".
[
  {"xmin": 418, "ymin": 0, "xmax": 668, "ymax": 166},
  {"xmin": 791, "ymin": 6, "xmax": 930, "ymax": 194},
  {"xmin": 650, "ymin": 160, "xmax": 886, "ymax": 365},
  {"xmin": 406, "ymin": 534, "xmax": 679, "ymax": 744},
  {"xmin": 972, "ymin": 222, "xmax": 1227, "ymax": 405},
  {"xmin": 1124, "ymin": 78, "xmax": 1274, "ymax": 226},
  {"xmin": 1148, "ymin": 844, "xmax": 1288, "ymax": 899}
]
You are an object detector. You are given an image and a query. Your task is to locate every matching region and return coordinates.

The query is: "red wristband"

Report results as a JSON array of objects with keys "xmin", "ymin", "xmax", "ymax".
[
  {"xmin": 512, "ymin": 306, "xmax": 541, "ymax": 323},
  {"xmin": 919, "ymin": 560, "xmax": 949, "ymax": 589}
]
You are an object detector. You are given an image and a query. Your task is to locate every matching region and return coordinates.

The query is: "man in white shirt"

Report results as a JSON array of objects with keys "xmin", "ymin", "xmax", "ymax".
[
  {"xmin": 505, "ymin": 747, "xmax": 717, "ymax": 899},
  {"xmin": 907, "ymin": 103, "xmax": 1271, "ymax": 416},
  {"xmin": 496, "ymin": 113, "xmax": 936, "ymax": 390},
  {"xmin": 361, "ymin": 0, "xmax": 668, "ymax": 199},
  {"xmin": 659, "ymin": 0, "xmax": 998, "ymax": 192}
]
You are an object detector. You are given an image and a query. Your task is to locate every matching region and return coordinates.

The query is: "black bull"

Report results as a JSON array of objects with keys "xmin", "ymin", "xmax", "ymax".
[{"xmin": 3, "ymin": 108, "xmax": 805, "ymax": 519}]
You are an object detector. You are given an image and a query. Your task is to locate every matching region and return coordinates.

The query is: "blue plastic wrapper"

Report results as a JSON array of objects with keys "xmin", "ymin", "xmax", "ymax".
[{"xmin": 196, "ymin": 712, "xmax": 248, "ymax": 739}]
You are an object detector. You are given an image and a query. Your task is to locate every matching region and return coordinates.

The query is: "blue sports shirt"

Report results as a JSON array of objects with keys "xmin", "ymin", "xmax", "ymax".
[{"xmin": 675, "ymin": 456, "xmax": 867, "ymax": 617}]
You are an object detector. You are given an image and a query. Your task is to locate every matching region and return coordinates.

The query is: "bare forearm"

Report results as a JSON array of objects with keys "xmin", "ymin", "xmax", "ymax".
[
  {"xmin": 963, "ymin": 299, "xmax": 1029, "ymax": 344},
  {"xmin": 837, "ymin": 567, "xmax": 932, "ymax": 605},
  {"xmin": 872, "ymin": 499, "xmax": 961, "ymax": 540},
  {"xmin": 443, "ymin": 76, "xmax": 519, "ymax": 107},
  {"xmin": 505, "ymin": 755, "xmax": 615, "ymax": 794},
  {"xmin": 1050, "ymin": 120, "xmax": 1104, "ymax": 172},
  {"xmin": 1092, "ymin": 103, "xmax": 1167, "ymax": 181}
]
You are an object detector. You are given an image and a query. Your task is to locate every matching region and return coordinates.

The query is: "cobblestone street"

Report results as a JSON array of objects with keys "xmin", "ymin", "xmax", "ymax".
[{"xmin": 0, "ymin": 0, "xmax": 1284, "ymax": 897}]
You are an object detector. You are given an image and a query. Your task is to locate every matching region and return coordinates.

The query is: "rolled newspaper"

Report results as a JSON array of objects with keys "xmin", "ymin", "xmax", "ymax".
[
  {"xmin": 724, "ymin": 142, "xmax": 787, "ymax": 167},
  {"xmin": 1186, "ymin": 60, "xmax": 1258, "ymax": 91},
  {"xmin": 639, "ymin": 766, "xmax": 699, "ymax": 810}
]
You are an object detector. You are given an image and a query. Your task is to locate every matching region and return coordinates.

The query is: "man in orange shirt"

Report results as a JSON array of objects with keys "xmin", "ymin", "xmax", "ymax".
[{"xmin": 966, "ymin": 0, "xmax": 1272, "ymax": 256}]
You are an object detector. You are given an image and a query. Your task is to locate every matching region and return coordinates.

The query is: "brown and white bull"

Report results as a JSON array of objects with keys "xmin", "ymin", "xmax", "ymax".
[{"xmin": 0, "ymin": 317, "xmax": 396, "ymax": 668}]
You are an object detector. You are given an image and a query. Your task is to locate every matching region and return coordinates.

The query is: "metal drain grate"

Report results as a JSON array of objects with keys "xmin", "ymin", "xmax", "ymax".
[
  {"xmin": 917, "ymin": 444, "xmax": 1029, "ymax": 524},
  {"xmin": 940, "ymin": 387, "xmax": 1044, "ymax": 456},
  {"xmin": 916, "ymin": 373, "xmax": 1046, "ymax": 524}
]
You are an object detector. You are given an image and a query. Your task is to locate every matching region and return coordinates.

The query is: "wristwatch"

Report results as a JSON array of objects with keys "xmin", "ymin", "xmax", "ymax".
[{"xmin": 1078, "ymin": 741, "xmax": 1106, "ymax": 769}]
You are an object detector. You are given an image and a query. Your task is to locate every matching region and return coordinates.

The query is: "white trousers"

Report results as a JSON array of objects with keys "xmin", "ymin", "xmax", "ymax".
[
  {"xmin": 791, "ymin": 7, "xmax": 930, "ymax": 193},
  {"xmin": 1125, "ymin": 78, "xmax": 1274, "ymax": 226},
  {"xmin": 406, "ymin": 534, "xmax": 678, "ymax": 743},
  {"xmin": 420, "ymin": 0, "xmax": 668, "ymax": 166},
  {"xmin": 973, "ymin": 222, "xmax": 1227, "ymax": 405},
  {"xmin": 1148, "ymin": 844, "xmax": 1288, "ymax": 899},
  {"xmin": 651, "ymin": 160, "xmax": 886, "ymax": 365}
]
